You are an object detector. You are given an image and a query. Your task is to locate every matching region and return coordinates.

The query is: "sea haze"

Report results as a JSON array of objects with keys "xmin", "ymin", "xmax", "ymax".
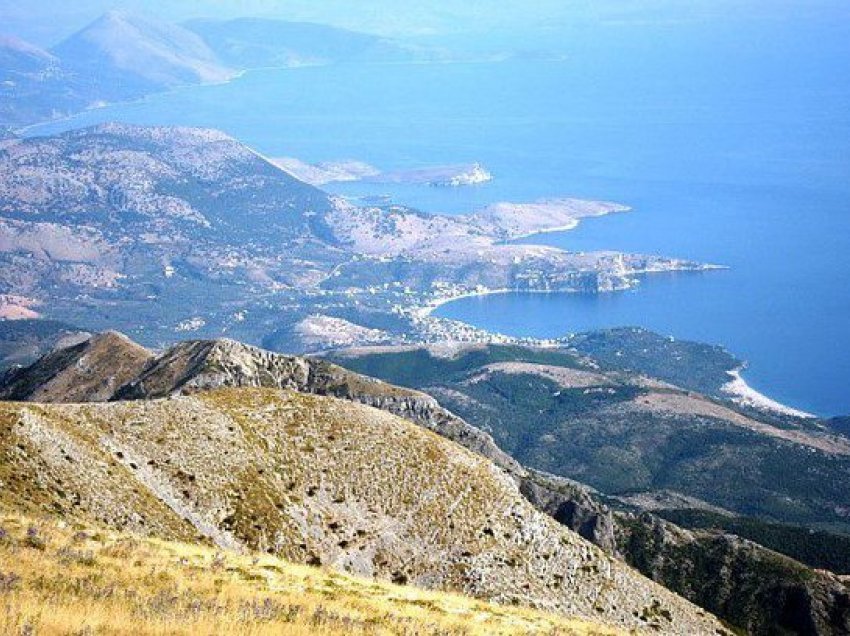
[{"xmin": 24, "ymin": 17, "xmax": 850, "ymax": 415}]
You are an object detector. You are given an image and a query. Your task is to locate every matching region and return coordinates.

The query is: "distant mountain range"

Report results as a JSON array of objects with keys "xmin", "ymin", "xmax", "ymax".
[
  {"xmin": 183, "ymin": 17, "xmax": 414, "ymax": 68},
  {"xmin": 52, "ymin": 11, "xmax": 236, "ymax": 98},
  {"xmin": 0, "ymin": 10, "xmax": 418, "ymax": 128}
]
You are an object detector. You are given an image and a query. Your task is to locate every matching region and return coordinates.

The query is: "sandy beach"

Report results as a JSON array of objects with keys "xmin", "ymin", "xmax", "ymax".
[{"xmin": 722, "ymin": 368, "xmax": 814, "ymax": 419}]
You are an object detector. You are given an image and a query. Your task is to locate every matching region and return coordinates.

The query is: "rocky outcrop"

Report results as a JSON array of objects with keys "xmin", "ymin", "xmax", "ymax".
[
  {"xmin": 520, "ymin": 470, "xmax": 621, "ymax": 556},
  {"xmin": 524, "ymin": 471, "xmax": 850, "ymax": 636},
  {"xmin": 114, "ymin": 338, "xmax": 312, "ymax": 399},
  {"xmin": 0, "ymin": 331, "xmax": 152, "ymax": 403},
  {"xmin": 111, "ymin": 338, "xmax": 525, "ymax": 473}
]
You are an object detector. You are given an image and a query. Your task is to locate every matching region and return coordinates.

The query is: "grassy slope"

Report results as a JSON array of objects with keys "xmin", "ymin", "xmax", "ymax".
[
  {"xmin": 0, "ymin": 511, "xmax": 621, "ymax": 636},
  {"xmin": 0, "ymin": 388, "xmax": 725, "ymax": 634}
]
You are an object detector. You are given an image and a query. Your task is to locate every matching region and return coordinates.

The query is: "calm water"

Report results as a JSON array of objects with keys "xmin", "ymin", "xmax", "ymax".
[{"xmin": 24, "ymin": 20, "xmax": 850, "ymax": 415}]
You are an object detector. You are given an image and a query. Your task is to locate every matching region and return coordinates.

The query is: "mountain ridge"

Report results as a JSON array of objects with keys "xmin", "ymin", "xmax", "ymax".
[
  {"xmin": 3, "ymin": 330, "xmax": 849, "ymax": 634},
  {"xmin": 0, "ymin": 383, "xmax": 726, "ymax": 633},
  {"xmin": 183, "ymin": 17, "xmax": 413, "ymax": 68},
  {"xmin": 51, "ymin": 10, "xmax": 236, "ymax": 97}
]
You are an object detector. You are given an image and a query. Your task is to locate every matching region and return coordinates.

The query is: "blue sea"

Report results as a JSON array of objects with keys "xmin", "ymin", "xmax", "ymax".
[{"xmin": 24, "ymin": 19, "xmax": 850, "ymax": 415}]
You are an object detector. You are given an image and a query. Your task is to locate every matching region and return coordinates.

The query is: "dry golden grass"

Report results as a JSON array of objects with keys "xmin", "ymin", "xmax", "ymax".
[{"xmin": 0, "ymin": 511, "xmax": 625, "ymax": 636}]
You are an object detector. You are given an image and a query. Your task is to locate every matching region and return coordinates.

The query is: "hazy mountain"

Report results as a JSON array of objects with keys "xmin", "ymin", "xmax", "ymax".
[
  {"xmin": 0, "ymin": 12, "xmax": 420, "ymax": 127},
  {"xmin": 6, "ymin": 0, "xmax": 846, "ymax": 45},
  {"xmin": 51, "ymin": 10, "xmax": 235, "ymax": 102},
  {"xmin": 184, "ymin": 17, "xmax": 414, "ymax": 68},
  {"xmin": 0, "ymin": 34, "xmax": 58, "ymax": 73},
  {"xmin": 0, "ymin": 12, "xmax": 236, "ymax": 127},
  {"xmin": 0, "ymin": 35, "xmax": 88, "ymax": 126}
]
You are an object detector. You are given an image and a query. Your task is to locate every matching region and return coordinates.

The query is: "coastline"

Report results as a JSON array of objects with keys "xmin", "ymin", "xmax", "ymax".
[
  {"xmin": 10, "ymin": 66, "xmax": 824, "ymax": 421},
  {"xmin": 502, "ymin": 221, "xmax": 581, "ymax": 240},
  {"xmin": 420, "ymin": 286, "xmax": 817, "ymax": 421},
  {"xmin": 13, "ymin": 59, "xmax": 520, "ymax": 137},
  {"xmin": 500, "ymin": 204, "xmax": 631, "ymax": 243},
  {"xmin": 415, "ymin": 287, "xmax": 513, "ymax": 319},
  {"xmin": 722, "ymin": 368, "xmax": 815, "ymax": 419},
  {"xmin": 418, "ymin": 263, "xmax": 724, "ymax": 320},
  {"xmin": 14, "ymin": 68, "xmax": 254, "ymax": 137}
]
